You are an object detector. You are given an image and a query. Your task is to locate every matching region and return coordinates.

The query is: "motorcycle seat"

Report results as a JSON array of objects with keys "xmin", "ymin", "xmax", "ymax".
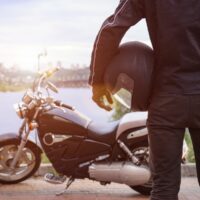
[{"xmin": 87, "ymin": 120, "xmax": 119, "ymax": 145}]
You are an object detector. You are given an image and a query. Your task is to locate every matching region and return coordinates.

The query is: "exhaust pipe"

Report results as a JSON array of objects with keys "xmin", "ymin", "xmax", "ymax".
[{"xmin": 89, "ymin": 162, "xmax": 151, "ymax": 186}]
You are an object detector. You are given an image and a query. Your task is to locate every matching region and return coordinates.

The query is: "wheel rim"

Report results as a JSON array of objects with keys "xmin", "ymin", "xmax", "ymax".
[{"xmin": 0, "ymin": 144, "xmax": 36, "ymax": 182}]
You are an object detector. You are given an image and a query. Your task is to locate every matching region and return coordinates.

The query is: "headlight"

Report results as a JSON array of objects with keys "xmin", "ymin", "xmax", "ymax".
[{"xmin": 13, "ymin": 103, "xmax": 28, "ymax": 119}]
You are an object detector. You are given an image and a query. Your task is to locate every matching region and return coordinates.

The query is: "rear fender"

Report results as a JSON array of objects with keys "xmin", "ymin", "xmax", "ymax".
[
  {"xmin": 0, "ymin": 133, "xmax": 43, "ymax": 154},
  {"xmin": 116, "ymin": 112, "xmax": 147, "ymax": 139}
]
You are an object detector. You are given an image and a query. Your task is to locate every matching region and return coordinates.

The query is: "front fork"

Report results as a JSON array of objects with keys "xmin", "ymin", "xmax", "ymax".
[
  {"xmin": 10, "ymin": 119, "xmax": 31, "ymax": 169},
  {"xmin": 10, "ymin": 107, "xmax": 40, "ymax": 169}
]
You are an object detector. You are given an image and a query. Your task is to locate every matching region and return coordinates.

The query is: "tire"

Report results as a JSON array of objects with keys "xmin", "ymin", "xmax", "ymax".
[
  {"xmin": 0, "ymin": 139, "xmax": 41, "ymax": 184},
  {"xmin": 128, "ymin": 140, "xmax": 152, "ymax": 196}
]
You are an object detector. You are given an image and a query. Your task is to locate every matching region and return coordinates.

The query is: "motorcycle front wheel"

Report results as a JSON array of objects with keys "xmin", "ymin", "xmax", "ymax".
[
  {"xmin": 0, "ymin": 139, "xmax": 41, "ymax": 184},
  {"xmin": 129, "ymin": 141, "xmax": 152, "ymax": 196}
]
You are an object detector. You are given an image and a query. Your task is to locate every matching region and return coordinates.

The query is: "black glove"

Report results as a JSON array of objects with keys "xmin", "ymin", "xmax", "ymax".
[{"xmin": 92, "ymin": 85, "xmax": 113, "ymax": 111}]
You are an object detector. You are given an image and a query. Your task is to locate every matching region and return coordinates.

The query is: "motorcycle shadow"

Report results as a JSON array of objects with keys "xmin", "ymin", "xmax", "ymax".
[{"xmin": 0, "ymin": 178, "xmax": 149, "ymax": 200}]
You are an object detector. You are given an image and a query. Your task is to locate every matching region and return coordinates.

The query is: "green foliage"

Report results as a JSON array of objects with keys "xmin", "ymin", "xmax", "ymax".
[
  {"xmin": 185, "ymin": 130, "xmax": 195, "ymax": 163},
  {"xmin": 0, "ymin": 83, "xmax": 30, "ymax": 92},
  {"xmin": 111, "ymin": 89, "xmax": 131, "ymax": 120},
  {"xmin": 111, "ymin": 99, "xmax": 130, "ymax": 120},
  {"xmin": 41, "ymin": 153, "xmax": 50, "ymax": 163}
]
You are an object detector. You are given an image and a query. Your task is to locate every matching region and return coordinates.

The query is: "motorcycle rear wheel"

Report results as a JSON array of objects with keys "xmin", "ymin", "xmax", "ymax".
[
  {"xmin": 129, "ymin": 141, "xmax": 152, "ymax": 196},
  {"xmin": 0, "ymin": 139, "xmax": 41, "ymax": 184}
]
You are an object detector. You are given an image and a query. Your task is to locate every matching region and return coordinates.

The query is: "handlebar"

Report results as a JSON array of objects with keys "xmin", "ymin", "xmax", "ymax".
[
  {"xmin": 36, "ymin": 66, "xmax": 60, "ymax": 92},
  {"xmin": 54, "ymin": 100, "xmax": 74, "ymax": 110},
  {"xmin": 43, "ymin": 67, "xmax": 60, "ymax": 78}
]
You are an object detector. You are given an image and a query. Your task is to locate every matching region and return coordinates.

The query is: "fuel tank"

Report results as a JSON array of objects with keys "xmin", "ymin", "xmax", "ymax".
[{"xmin": 38, "ymin": 107, "xmax": 91, "ymax": 136}]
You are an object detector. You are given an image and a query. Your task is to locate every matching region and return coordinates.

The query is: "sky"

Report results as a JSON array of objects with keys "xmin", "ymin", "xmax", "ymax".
[{"xmin": 0, "ymin": 0, "xmax": 150, "ymax": 71}]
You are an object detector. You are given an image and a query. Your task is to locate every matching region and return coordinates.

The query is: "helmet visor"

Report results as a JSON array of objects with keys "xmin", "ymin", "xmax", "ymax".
[
  {"xmin": 111, "ymin": 73, "xmax": 134, "ymax": 109},
  {"xmin": 113, "ymin": 88, "xmax": 132, "ymax": 109}
]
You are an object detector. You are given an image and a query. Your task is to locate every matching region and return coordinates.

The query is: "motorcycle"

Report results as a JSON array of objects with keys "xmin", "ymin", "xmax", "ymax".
[{"xmin": 0, "ymin": 67, "xmax": 158, "ymax": 195}]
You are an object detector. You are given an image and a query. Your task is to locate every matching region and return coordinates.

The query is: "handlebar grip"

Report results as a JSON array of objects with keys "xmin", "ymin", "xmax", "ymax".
[
  {"xmin": 45, "ymin": 67, "xmax": 60, "ymax": 78},
  {"xmin": 54, "ymin": 100, "xmax": 74, "ymax": 110}
]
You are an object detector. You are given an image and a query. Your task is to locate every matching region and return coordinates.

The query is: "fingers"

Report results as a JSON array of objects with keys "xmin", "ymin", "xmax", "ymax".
[
  {"xmin": 98, "ymin": 102, "xmax": 112, "ymax": 111},
  {"xmin": 105, "ymin": 91, "xmax": 113, "ymax": 104},
  {"xmin": 91, "ymin": 85, "xmax": 113, "ymax": 111},
  {"xmin": 92, "ymin": 95, "xmax": 112, "ymax": 111}
]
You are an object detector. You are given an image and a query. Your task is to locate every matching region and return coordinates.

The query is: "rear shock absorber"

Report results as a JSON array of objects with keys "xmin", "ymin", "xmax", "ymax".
[{"xmin": 117, "ymin": 140, "xmax": 140, "ymax": 166}]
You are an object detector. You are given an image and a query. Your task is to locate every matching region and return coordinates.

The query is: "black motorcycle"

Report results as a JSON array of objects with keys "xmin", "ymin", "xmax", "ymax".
[{"xmin": 0, "ymin": 67, "xmax": 152, "ymax": 195}]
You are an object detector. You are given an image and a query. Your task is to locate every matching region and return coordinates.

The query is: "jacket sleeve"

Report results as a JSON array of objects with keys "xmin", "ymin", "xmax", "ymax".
[{"xmin": 89, "ymin": 0, "xmax": 145, "ymax": 86}]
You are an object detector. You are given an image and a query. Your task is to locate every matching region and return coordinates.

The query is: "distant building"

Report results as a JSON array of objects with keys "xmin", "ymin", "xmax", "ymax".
[
  {"xmin": 52, "ymin": 67, "xmax": 89, "ymax": 87},
  {"xmin": 0, "ymin": 65, "xmax": 90, "ymax": 88}
]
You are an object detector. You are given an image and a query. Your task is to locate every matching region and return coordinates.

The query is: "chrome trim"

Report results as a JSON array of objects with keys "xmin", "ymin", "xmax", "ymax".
[
  {"xmin": 95, "ymin": 154, "xmax": 110, "ymax": 161},
  {"xmin": 53, "ymin": 116, "xmax": 70, "ymax": 123},
  {"xmin": 13, "ymin": 103, "xmax": 28, "ymax": 119},
  {"xmin": 127, "ymin": 128, "xmax": 148, "ymax": 140},
  {"xmin": 22, "ymin": 89, "xmax": 34, "ymax": 104},
  {"xmin": 53, "ymin": 134, "xmax": 72, "ymax": 143},
  {"xmin": 89, "ymin": 161, "xmax": 151, "ymax": 186},
  {"xmin": 43, "ymin": 133, "xmax": 72, "ymax": 146},
  {"xmin": 43, "ymin": 133, "xmax": 54, "ymax": 146}
]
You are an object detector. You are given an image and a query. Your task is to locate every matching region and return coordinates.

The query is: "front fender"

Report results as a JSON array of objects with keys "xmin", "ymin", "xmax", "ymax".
[{"xmin": 0, "ymin": 133, "xmax": 43, "ymax": 154}]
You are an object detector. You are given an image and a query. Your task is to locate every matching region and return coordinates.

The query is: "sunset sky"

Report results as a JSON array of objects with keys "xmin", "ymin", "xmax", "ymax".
[{"xmin": 0, "ymin": 0, "xmax": 150, "ymax": 71}]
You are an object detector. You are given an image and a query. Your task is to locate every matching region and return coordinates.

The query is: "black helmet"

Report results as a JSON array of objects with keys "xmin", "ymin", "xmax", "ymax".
[{"xmin": 104, "ymin": 41, "xmax": 154, "ymax": 111}]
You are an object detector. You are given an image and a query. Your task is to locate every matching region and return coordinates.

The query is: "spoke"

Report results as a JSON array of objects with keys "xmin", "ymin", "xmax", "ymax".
[
  {"xmin": 0, "ymin": 145, "xmax": 17, "ymax": 159},
  {"xmin": 0, "ymin": 169, "xmax": 12, "ymax": 174},
  {"xmin": 12, "ymin": 166, "xmax": 27, "ymax": 174},
  {"xmin": 0, "ymin": 145, "xmax": 18, "ymax": 173},
  {"xmin": 21, "ymin": 153, "xmax": 32, "ymax": 165},
  {"xmin": 0, "ymin": 147, "xmax": 10, "ymax": 159},
  {"xmin": 0, "ymin": 160, "xmax": 10, "ymax": 171},
  {"xmin": 21, "ymin": 149, "xmax": 34, "ymax": 166}
]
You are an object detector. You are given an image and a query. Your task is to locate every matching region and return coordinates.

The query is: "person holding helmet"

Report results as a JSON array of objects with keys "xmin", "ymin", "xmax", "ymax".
[
  {"xmin": 89, "ymin": 1, "xmax": 200, "ymax": 200},
  {"xmin": 104, "ymin": 41, "xmax": 154, "ymax": 111}
]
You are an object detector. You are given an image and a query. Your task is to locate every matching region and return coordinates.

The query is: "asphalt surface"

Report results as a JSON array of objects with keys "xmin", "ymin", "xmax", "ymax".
[{"xmin": 0, "ymin": 177, "xmax": 199, "ymax": 200}]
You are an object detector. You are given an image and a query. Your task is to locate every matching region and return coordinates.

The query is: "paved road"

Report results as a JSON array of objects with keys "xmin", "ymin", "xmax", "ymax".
[{"xmin": 0, "ymin": 177, "xmax": 199, "ymax": 200}]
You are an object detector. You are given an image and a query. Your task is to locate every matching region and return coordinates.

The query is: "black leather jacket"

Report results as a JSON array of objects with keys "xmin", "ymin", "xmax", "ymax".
[{"xmin": 89, "ymin": 0, "xmax": 200, "ymax": 95}]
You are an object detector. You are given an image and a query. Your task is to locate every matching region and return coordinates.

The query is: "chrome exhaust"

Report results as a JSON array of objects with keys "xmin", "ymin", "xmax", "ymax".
[{"xmin": 89, "ymin": 162, "xmax": 150, "ymax": 186}]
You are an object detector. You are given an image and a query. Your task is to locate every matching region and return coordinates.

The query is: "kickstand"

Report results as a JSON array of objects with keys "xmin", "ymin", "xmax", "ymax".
[{"xmin": 56, "ymin": 176, "xmax": 74, "ymax": 196}]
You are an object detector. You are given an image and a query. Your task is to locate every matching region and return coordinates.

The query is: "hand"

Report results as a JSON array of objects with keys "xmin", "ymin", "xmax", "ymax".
[{"xmin": 92, "ymin": 85, "xmax": 113, "ymax": 111}]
